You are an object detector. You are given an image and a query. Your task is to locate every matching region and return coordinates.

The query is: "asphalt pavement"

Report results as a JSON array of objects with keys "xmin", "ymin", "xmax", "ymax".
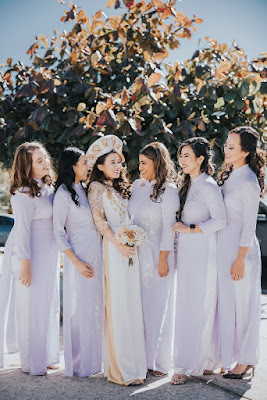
[{"xmin": 1, "ymin": 251, "xmax": 267, "ymax": 400}]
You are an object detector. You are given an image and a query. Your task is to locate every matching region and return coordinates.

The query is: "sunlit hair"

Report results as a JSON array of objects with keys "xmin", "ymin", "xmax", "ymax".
[
  {"xmin": 177, "ymin": 137, "xmax": 215, "ymax": 221},
  {"xmin": 139, "ymin": 142, "xmax": 177, "ymax": 201},
  {"xmin": 217, "ymin": 126, "xmax": 265, "ymax": 197},
  {"xmin": 10, "ymin": 141, "xmax": 53, "ymax": 198},
  {"xmin": 88, "ymin": 150, "xmax": 131, "ymax": 199},
  {"xmin": 55, "ymin": 147, "xmax": 85, "ymax": 206}
]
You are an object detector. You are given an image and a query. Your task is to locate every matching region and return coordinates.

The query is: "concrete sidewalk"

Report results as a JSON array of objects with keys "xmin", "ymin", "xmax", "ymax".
[{"xmin": 1, "ymin": 295, "xmax": 267, "ymax": 400}]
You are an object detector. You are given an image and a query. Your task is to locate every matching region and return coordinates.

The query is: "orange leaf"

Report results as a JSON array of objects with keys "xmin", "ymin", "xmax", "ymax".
[
  {"xmin": 153, "ymin": 49, "xmax": 169, "ymax": 61},
  {"xmin": 176, "ymin": 11, "xmax": 185, "ymax": 21},
  {"xmin": 184, "ymin": 28, "xmax": 192, "ymax": 39},
  {"xmin": 107, "ymin": 0, "xmax": 117, "ymax": 7},
  {"xmin": 147, "ymin": 72, "xmax": 162, "ymax": 87},
  {"xmin": 77, "ymin": 103, "xmax": 86, "ymax": 112},
  {"xmin": 216, "ymin": 60, "xmax": 232, "ymax": 76},
  {"xmin": 3, "ymin": 72, "xmax": 11, "ymax": 81},
  {"xmin": 40, "ymin": 35, "xmax": 49, "ymax": 49},
  {"xmin": 7, "ymin": 57, "xmax": 12, "ymax": 66},
  {"xmin": 109, "ymin": 16, "xmax": 120, "ymax": 29},
  {"xmin": 70, "ymin": 51, "xmax": 79, "ymax": 63},
  {"xmin": 194, "ymin": 18, "xmax": 203, "ymax": 24},
  {"xmin": 121, "ymin": 90, "xmax": 129, "ymax": 106},
  {"xmin": 198, "ymin": 120, "xmax": 206, "ymax": 131},
  {"xmin": 95, "ymin": 10, "xmax": 103, "ymax": 19},
  {"xmin": 107, "ymin": 97, "xmax": 114, "ymax": 109},
  {"xmin": 210, "ymin": 138, "xmax": 216, "ymax": 147},
  {"xmin": 96, "ymin": 102, "xmax": 107, "ymax": 115},
  {"xmin": 210, "ymin": 38, "xmax": 217, "ymax": 50},
  {"xmin": 159, "ymin": 7, "xmax": 171, "ymax": 19},
  {"xmin": 174, "ymin": 64, "xmax": 182, "ymax": 82},
  {"xmin": 123, "ymin": 0, "xmax": 134, "ymax": 7},
  {"xmin": 219, "ymin": 43, "xmax": 228, "ymax": 53},
  {"xmin": 152, "ymin": 0, "xmax": 165, "ymax": 7},
  {"xmin": 77, "ymin": 10, "xmax": 86, "ymax": 22}
]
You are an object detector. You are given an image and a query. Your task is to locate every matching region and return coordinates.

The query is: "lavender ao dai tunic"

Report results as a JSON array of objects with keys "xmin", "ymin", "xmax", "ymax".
[
  {"xmin": 0, "ymin": 182, "xmax": 59, "ymax": 375},
  {"xmin": 174, "ymin": 173, "xmax": 226, "ymax": 375},
  {"xmin": 129, "ymin": 179, "xmax": 180, "ymax": 373},
  {"xmin": 53, "ymin": 183, "xmax": 104, "ymax": 377},
  {"xmin": 217, "ymin": 164, "xmax": 261, "ymax": 368}
]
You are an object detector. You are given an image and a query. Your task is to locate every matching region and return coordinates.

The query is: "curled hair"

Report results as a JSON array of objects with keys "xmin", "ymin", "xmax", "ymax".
[
  {"xmin": 55, "ymin": 147, "xmax": 85, "ymax": 206},
  {"xmin": 177, "ymin": 137, "xmax": 215, "ymax": 221},
  {"xmin": 10, "ymin": 141, "xmax": 53, "ymax": 198},
  {"xmin": 217, "ymin": 126, "xmax": 265, "ymax": 197},
  {"xmin": 139, "ymin": 142, "xmax": 177, "ymax": 201},
  {"xmin": 88, "ymin": 150, "xmax": 131, "ymax": 199}
]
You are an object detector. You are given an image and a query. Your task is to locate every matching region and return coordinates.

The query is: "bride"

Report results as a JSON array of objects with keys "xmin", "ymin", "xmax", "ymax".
[{"xmin": 87, "ymin": 135, "xmax": 147, "ymax": 386}]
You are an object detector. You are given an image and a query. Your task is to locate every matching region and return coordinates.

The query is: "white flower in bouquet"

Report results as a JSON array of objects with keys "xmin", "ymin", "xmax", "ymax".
[{"xmin": 115, "ymin": 216, "xmax": 147, "ymax": 266}]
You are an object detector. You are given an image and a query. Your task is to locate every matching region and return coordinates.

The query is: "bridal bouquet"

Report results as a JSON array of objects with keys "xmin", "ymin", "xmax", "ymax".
[{"xmin": 115, "ymin": 217, "xmax": 147, "ymax": 266}]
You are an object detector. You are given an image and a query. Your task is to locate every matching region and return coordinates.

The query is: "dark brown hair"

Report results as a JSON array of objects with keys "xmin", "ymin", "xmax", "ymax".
[
  {"xmin": 177, "ymin": 137, "xmax": 215, "ymax": 221},
  {"xmin": 139, "ymin": 141, "xmax": 177, "ymax": 201},
  {"xmin": 217, "ymin": 126, "xmax": 265, "ymax": 197},
  {"xmin": 10, "ymin": 141, "xmax": 53, "ymax": 197},
  {"xmin": 55, "ymin": 147, "xmax": 85, "ymax": 206},
  {"xmin": 88, "ymin": 150, "xmax": 131, "ymax": 199}
]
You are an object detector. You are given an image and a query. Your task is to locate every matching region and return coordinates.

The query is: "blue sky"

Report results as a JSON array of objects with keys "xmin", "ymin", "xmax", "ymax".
[{"xmin": 0, "ymin": 0, "xmax": 266, "ymax": 66}]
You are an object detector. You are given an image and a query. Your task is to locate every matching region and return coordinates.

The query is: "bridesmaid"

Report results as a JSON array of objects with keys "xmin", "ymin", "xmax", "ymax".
[
  {"xmin": 53, "ymin": 147, "xmax": 103, "ymax": 377},
  {"xmin": 172, "ymin": 137, "xmax": 226, "ymax": 385},
  {"xmin": 217, "ymin": 126, "xmax": 265, "ymax": 379},
  {"xmin": 87, "ymin": 135, "xmax": 147, "ymax": 386},
  {"xmin": 0, "ymin": 142, "xmax": 59, "ymax": 375},
  {"xmin": 128, "ymin": 142, "xmax": 179, "ymax": 376}
]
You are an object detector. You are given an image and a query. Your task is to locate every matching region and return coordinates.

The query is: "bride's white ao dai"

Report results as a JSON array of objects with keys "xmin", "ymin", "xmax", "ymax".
[{"xmin": 88, "ymin": 181, "xmax": 147, "ymax": 386}]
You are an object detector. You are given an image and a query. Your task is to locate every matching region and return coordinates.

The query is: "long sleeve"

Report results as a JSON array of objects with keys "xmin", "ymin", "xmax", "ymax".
[
  {"xmin": 11, "ymin": 191, "xmax": 35, "ymax": 260},
  {"xmin": 198, "ymin": 183, "xmax": 226, "ymax": 234},
  {"xmin": 160, "ymin": 184, "xmax": 180, "ymax": 251},
  {"xmin": 53, "ymin": 188, "xmax": 71, "ymax": 252},
  {"xmin": 239, "ymin": 180, "xmax": 260, "ymax": 247},
  {"xmin": 88, "ymin": 181, "xmax": 109, "ymax": 236}
]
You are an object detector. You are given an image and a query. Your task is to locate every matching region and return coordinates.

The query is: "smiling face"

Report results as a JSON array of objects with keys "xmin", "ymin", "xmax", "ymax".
[
  {"xmin": 31, "ymin": 148, "xmax": 51, "ymax": 180},
  {"xmin": 73, "ymin": 154, "xmax": 89, "ymax": 183},
  {"xmin": 97, "ymin": 151, "xmax": 122, "ymax": 180},
  {"xmin": 139, "ymin": 154, "xmax": 156, "ymax": 182},
  {"xmin": 224, "ymin": 133, "xmax": 249, "ymax": 169},
  {"xmin": 178, "ymin": 145, "xmax": 204, "ymax": 179}
]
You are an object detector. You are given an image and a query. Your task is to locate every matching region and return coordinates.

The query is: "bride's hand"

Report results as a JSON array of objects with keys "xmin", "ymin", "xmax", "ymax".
[{"xmin": 116, "ymin": 243, "xmax": 135, "ymax": 259}]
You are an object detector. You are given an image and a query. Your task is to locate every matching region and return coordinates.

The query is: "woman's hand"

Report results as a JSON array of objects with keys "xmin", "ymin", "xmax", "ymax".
[
  {"xmin": 19, "ymin": 259, "xmax": 31, "ymax": 287},
  {"xmin": 75, "ymin": 260, "xmax": 95, "ymax": 279},
  {"xmin": 158, "ymin": 259, "xmax": 169, "ymax": 277},
  {"xmin": 116, "ymin": 242, "xmax": 135, "ymax": 259},
  {"xmin": 230, "ymin": 257, "xmax": 245, "ymax": 281},
  {"xmin": 172, "ymin": 222, "xmax": 190, "ymax": 234}
]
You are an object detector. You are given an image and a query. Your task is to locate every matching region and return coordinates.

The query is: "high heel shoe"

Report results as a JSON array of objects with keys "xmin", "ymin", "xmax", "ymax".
[{"xmin": 223, "ymin": 365, "xmax": 255, "ymax": 379}]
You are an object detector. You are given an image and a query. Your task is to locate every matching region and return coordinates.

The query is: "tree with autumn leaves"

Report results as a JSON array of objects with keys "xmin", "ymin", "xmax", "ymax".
[{"xmin": 0, "ymin": 0, "xmax": 266, "ymax": 174}]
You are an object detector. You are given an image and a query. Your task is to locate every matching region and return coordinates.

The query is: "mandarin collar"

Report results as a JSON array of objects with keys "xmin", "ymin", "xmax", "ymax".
[
  {"xmin": 231, "ymin": 163, "xmax": 249, "ymax": 176},
  {"xmin": 139, "ymin": 178, "xmax": 156, "ymax": 186},
  {"xmin": 103, "ymin": 179, "xmax": 114, "ymax": 188},
  {"xmin": 191, "ymin": 172, "xmax": 206, "ymax": 185}
]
